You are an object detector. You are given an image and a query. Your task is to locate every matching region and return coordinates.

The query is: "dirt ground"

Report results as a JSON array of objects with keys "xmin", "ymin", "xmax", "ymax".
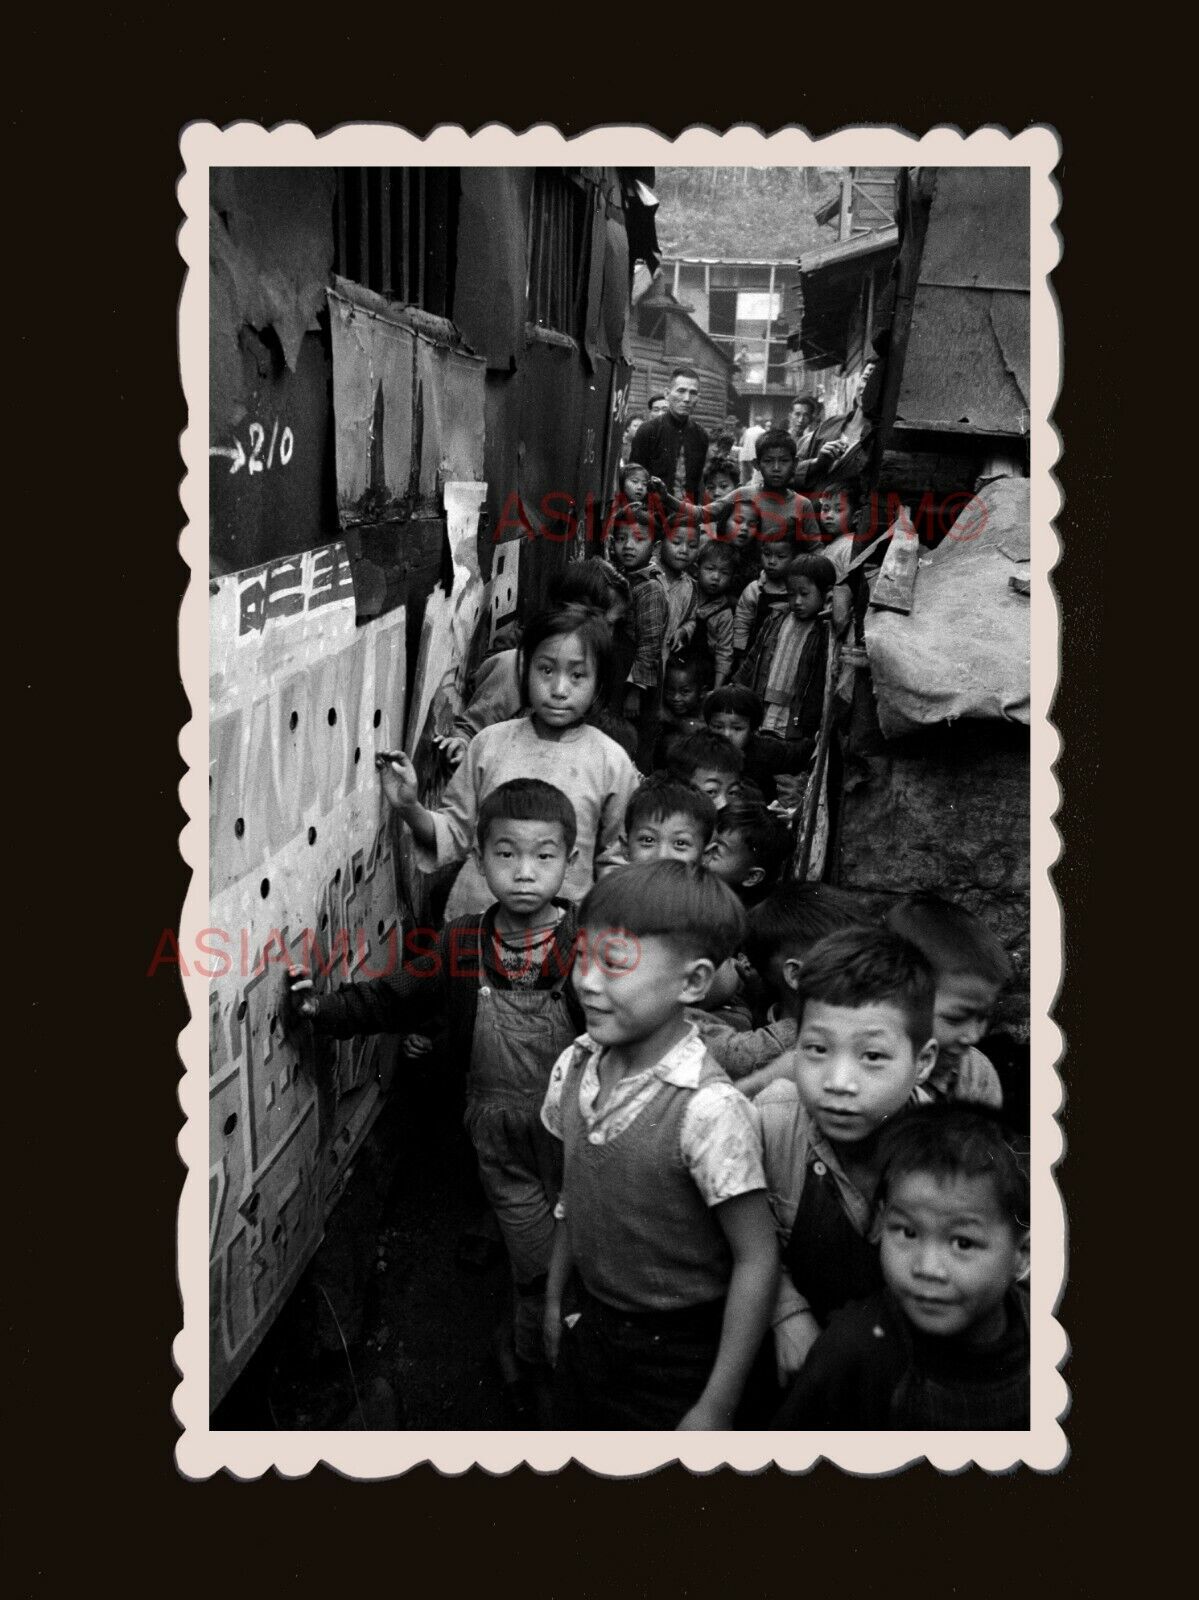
[{"xmin": 212, "ymin": 1059, "xmax": 523, "ymax": 1431}]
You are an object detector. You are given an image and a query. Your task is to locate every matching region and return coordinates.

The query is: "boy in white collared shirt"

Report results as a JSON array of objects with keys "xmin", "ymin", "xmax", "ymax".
[{"xmin": 541, "ymin": 861, "xmax": 778, "ymax": 1430}]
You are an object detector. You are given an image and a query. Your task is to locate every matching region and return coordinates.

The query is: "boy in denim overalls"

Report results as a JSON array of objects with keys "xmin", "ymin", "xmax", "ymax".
[{"xmin": 288, "ymin": 779, "xmax": 585, "ymax": 1380}]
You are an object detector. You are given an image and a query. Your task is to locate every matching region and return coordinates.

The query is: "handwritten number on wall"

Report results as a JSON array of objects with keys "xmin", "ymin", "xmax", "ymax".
[{"xmin": 211, "ymin": 420, "xmax": 296, "ymax": 475}]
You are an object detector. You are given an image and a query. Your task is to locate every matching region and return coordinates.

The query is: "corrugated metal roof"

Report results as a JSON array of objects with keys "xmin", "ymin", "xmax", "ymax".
[
  {"xmin": 915, "ymin": 168, "xmax": 1029, "ymax": 291},
  {"xmin": 893, "ymin": 169, "xmax": 1030, "ymax": 437},
  {"xmin": 798, "ymin": 225, "xmax": 899, "ymax": 275},
  {"xmin": 660, "ymin": 254, "xmax": 802, "ymax": 267}
]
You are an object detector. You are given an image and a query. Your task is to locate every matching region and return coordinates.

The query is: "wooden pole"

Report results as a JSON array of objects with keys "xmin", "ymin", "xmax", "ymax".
[{"xmin": 796, "ymin": 620, "xmax": 843, "ymax": 881}]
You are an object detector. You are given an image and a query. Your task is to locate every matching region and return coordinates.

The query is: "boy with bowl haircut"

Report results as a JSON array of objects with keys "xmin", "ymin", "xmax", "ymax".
[
  {"xmin": 772, "ymin": 1104, "xmax": 1030, "ymax": 1430},
  {"xmin": 693, "ymin": 883, "xmax": 873, "ymax": 1088},
  {"xmin": 624, "ymin": 775, "xmax": 718, "ymax": 866},
  {"xmin": 666, "ymin": 728, "xmax": 745, "ymax": 812},
  {"xmin": 884, "ymin": 893, "xmax": 1013, "ymax": 1110},
  {"xmin": 702, "ymin": 801, "xmax": 790, "ymax": 907},
  {"xmin": 542, "ymin": 862, "xmax": 779, "ymax": 1429},
  {"xmin": 654, "ymin": 519, "xmax": 699, "ymax": 657},
  {"xmin": 732, "ymin": 532, "xmax": 795, "ymax": 661},
  {"xmin": 286, "ymin": 779, "xmax": 585, "ymax": 1372},
  {"xmin": 735, "ymin": 553, "xmax": 837, "ymax": 746},
  {"xmin": 755, "ymin": 927, "xmax": 939, "ymax": 1382},
  {"xmin": 704, "ymin": 684, "xmax": 807, "ymax": 804}
]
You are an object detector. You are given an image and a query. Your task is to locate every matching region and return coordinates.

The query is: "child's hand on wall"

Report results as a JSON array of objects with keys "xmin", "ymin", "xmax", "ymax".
[
  {"xmin": 282, "ymin": 972, "xmax": 319, "ymax": 1032},
  {"xmin": 375, "ymin": 750, "xmax": 420, "ymax": 810}
]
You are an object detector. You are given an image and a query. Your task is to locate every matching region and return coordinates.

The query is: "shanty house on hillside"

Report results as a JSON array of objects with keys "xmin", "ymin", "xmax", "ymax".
[
  {"xmin": 626, "ymin": 283, "xmax": 734, "ymax": 435},
  {"xmin": 655, "ymin": 257, "xmax": 803, "ymax": 429},
  {"xmin": 786, "ymin": 169, "xmax": 900, "ymax": 420}
]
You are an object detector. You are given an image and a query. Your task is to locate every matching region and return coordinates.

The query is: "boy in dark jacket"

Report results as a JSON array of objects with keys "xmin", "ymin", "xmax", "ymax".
[{"xmin": 772, "ymin": 1104, "xmax": 1030, "ymax": 1430}]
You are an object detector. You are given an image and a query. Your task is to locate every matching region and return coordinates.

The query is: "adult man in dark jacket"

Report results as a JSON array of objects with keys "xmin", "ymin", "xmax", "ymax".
[{"xmin": 628, "ymin": 365, "xmax": 710, "ymax": 504}]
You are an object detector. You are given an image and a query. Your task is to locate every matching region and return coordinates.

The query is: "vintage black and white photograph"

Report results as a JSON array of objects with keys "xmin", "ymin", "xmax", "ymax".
[{"xmin": 175, "ymin": 126, "xmax": 1063, "ymax": 1475}]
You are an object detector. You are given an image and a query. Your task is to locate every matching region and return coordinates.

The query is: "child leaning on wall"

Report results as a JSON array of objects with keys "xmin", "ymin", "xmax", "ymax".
[
  {"xmin": 381, "ymin": 608, "xmax": 637, "ymax": 918},
  {"xmin": 285, "ymin": 779, "xmax": 587, "ymax": 1379}
]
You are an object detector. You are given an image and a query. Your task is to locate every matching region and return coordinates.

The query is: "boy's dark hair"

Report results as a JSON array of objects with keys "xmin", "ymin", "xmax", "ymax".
[
  {"xmin": 704, "ymin": 684, "xmax": 764, "ymax": 730},
  {"xmin": 624, "ymin": 775, "xmax": 718, "ymax": 845},
  {"xmin": 518, "ymin": 607, "xmax": 612, "ymax": 710},
  {"xmin": 647, "ymin": 392, "xmax": 666, "ymax": 410},
  {"xmin": 476, "ymin": 778, "xmax": 578, "ymax": 855},
  {"xmin": 744, "ymin": 882, "xmax": 874, "ymax": 973},
  {"xmin": 695, "ymin": 539, "xmax": 737, "ymax": 578},
  {"xmin": 795, "ymin": 927, "xmax": 936, "ymax": 1050},
  {"xmin": 704, "ymin": 454, "xmax": 738, "ymax": 488},
  {"xmin": 713, "ymin": 803, "xmax": 791, "ymax": 890},
  {"xmin": 788, "ymin": 553, "xmax": 837, "ymax": 594},
  {"xmin": 625, "ymin": 503, "xmax": 659, "ymax": 536},
  {"xmin": 875, "ymin": 1104, "xmax": 1030, "ymax": 1238},
  {"xmin": 578, "ymin": 861, "xmax": 746, "ymax": 967},
  {"xmin": 884, "ymin": 892, "xmax": 1014, "ymax": 987},
  {"xmin": 756, "ymin": 427, "xmax": 799, "ymax": 464},
  {"xmin": 665, "ymin": 654, "xmax": 703, "ymax": 683},
  {"xmin": 549, "ymin": 558, "xmax": 630, "ymax": 613},
  {"xmin": 667, "ymin": 729, "xmax": 745, "ymax": 782}
]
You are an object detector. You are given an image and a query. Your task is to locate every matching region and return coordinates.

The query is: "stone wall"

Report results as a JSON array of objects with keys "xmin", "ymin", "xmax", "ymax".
[{"xmin": 832, "ymin": 719, "xmax": 1031, "ymax": 1038}]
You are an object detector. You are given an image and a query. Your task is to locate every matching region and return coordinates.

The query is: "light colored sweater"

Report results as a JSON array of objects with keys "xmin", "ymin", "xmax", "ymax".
[{"xmin": 415, "ymin": 714, "xmax": 639, "ymax": 918}]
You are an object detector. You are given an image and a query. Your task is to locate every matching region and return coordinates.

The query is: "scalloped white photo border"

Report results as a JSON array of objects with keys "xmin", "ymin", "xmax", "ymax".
[{"xmin": 175, "ymin": 121, "xmax": 1065, "ymax": 1479}]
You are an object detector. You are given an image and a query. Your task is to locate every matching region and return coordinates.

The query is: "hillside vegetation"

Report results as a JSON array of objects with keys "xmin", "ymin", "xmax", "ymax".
[{"xmin": 652, "ymin": 166, "xmax": 844, "ymax": 260}]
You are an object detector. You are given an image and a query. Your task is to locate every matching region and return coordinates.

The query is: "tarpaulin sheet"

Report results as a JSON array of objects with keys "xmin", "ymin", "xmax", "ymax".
[
  {"xmin": 414, "ymin": 337, "xmax": 487, "ymax": 495},
  {"xmin": 327, "ymin": 282, "xmax": 485, "ymax": 514},
  {"xmin": 328, "ymin": 285, "xmax": 416, "ymax": 510},
  {"xmin": 864, "ymin": 477, "xmax": 1030, "ymax": 739}
]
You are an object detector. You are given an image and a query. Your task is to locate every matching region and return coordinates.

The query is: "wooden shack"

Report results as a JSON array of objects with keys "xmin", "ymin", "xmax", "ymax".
[{"xmin": 626, "ymin": 283, "xmax": 734, "ymax": 435}]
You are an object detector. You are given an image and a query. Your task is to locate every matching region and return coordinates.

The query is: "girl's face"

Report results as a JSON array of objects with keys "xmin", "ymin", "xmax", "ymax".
[
  {"xmin": 707, "ymin": 710, "xmax": 752, "ymax": 753},
  {"xmin": 622, "ymin": 470, "xmax": 649, "ymax": 505},
  {"xmin": 664, "ymin": 667, "xmax": 703, "ymax": 719},
  {"xmin": 612, "ymin": 522, "xmax": 655, "ymax": 572},
  {"xmin": 730, "ymin": 501, "xmax": 760, "ymax": 550},
  {"xmin": 789, "ymin": 575, "xmax": 826, "ymax": 621},
  {"xmin": 697, "ymin": 557, "xmax": 733, "ymax": 599},
  {"xmin": 527, "ymin": 631, "xmax": 598, "ymax": 728},
  {"xmin": 819, "ymin": 495, "xmax": 846, "ymax": 539},
  {"xmin": 709, "ymin": 470, "xmax": 737, "ymax": 499}
]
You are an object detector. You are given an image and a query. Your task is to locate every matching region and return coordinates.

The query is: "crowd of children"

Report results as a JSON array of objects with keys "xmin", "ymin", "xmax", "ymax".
[{"xmin": 284, "ymin": 442, "xmax": 1031, "ymax": 1434}]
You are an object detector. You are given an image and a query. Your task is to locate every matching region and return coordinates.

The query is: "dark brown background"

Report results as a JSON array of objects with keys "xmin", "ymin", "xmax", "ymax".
[{"xmin": 11, "ymin": 30, "xmax": 1129, "ymax": 1596}]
